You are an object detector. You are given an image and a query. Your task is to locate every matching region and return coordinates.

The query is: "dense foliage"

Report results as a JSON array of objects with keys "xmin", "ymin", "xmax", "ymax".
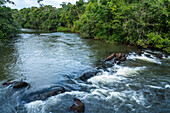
[
  {"xmin": 0, "ymin": 0, "xmax": 20, "ymax": 45},
  {"xmin": 13, "ymin": 0, "xmax": 170, "ymax": 53}
]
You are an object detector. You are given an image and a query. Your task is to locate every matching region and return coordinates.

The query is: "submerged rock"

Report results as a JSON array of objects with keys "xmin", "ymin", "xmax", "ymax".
[
  {"xmin": 2, "ymin": 80, "xmax": 29, "ymax": 89},
  {"xmin": 155, "ymin": 54, "xmax": 163, "ymax": 58},
  {"xmin": 26, "ymin": 87, "xmax": 66, "ymax": 101},
  {"xmin": 13, "ymin": 81, "xmax": 29, "ymax": 89},
  {"xmin": 70, "ymin": 98, "xmax": 85, "ymax": 113},
  {"xmin": 80, "ymin": 71, "xmax": 99, "ymax": 81}
]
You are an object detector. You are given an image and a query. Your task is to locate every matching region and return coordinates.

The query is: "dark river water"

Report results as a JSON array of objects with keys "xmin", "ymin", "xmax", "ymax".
[{"xmin": 0, "ymin": 29, "xmax": 170, "ymax": 113}]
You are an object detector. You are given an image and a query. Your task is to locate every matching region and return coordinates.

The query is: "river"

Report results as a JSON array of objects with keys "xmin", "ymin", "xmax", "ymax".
[{"xmin": 0, "ymin": 29, "xmax": 170, "ymax": 113}]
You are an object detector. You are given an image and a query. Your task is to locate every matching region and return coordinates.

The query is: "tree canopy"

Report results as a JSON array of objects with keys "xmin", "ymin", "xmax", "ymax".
[{"xmin": 0, "ymin": 0, "xmax": 19, "ymax": 45}]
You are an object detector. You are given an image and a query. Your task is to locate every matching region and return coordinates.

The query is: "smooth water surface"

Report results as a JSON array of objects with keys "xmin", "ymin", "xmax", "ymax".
[{"xmin": 0, "ymin": 29, "xmax": 170, "ymax": 113}]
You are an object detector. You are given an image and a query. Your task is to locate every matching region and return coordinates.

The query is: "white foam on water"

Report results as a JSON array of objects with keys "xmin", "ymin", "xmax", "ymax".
[
  {"xmin": 115, "ymin": 66, "xmax": 146, "ymax": 76},
  {"xmin": 106, "ymin": 91, "xmax": 126, "ymax": 102},
  {"xmin": 165, "ymin": 85, "xmax": 170, "ymax": 89},
  {"xmin": 106, "ymin": 90, "xmax": 146, "ymax": 106},
  {"xmin": 88, "ymin": 71, "xmax": 126, "ymax": 85},
  {"xmin": 145, "ymin": 50, "xmax": 162, "ymax": 54},
  {"xmin": 163, "ymin": 56, "xmax": 170, "ymax": 59},
  {"xmin": 90, "ymin": 89, "xmax": 110, "ymax": 98},
  {"xmin": 147, "ymin": 85, "xmax": 163, "ymax": 89},
  {"xmin": 105, "ymin": 90, "xmax": 146, "ymax": 106},
  {"xmin": 63, "ymin": 91, "xmax": 89, "ymax": 98},
  {"xmin": 25, "ymin": 88, "xmax": 147, "ymax": 113},
  {"xmin": 89, "ymin": 89, "xmax": 128, "ymax": 103},
  {"xmin": 25, "ymin": 100, "xmax": 46, "ymax": 113},
  {"xmin": 131, "ymin": 92, "xmax": 145, "ymax": 106},
  {"xmin": 128, "ymin": 53, "xmax": 162, "ymax": 64},
  {"xmin": 72, "ymin": 78, "xmax": 100, "ymax": 89},
  {"xmin": 25, "ymin": 94, "xmax": 63, "ymax": 113},
  {"xmin": 25, "ymin": 91, "xmax": 90, "ymax": 113}
]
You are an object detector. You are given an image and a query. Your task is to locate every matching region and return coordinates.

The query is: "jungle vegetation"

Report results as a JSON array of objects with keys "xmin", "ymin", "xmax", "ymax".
[
  {"xmin": 0, "ymin": 0, "xmax": 20, "ymax": 45},
  {"xmin": 1, "ymin": 0, "xmax": 170, "ymax": 53}
]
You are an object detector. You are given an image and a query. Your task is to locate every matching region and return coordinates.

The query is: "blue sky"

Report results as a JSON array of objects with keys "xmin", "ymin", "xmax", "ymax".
[{"xmin": 7, "ymin": 0, "xmax": 82, "ymax": 9}]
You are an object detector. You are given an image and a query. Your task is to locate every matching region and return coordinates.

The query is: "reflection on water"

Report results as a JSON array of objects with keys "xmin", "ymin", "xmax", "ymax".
[{"xmin": 0, "ymin": 30, "xmax": 170, "ymax": 113}]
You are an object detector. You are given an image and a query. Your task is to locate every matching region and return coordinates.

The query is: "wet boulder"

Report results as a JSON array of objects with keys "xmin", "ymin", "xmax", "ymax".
[
  {"xmin": 13, "ymin": 81, "xmax": 29, "ymax": 89},
  {"xmin": 104, "ymin": 53, "xmax": 115, "ymax": 61},
  {"xmin": 120, "ymin": 57, "xmax": 126, "ymax": 61},
  {"xmin": 80, "ymin": 70, "xmax": 99, "ymax": 81},
  {"xmin": 27, "ymin": 87, "xmax": 66, "ymax": 101},
  {"xmin": 2, "ymin": 80, "xmax": 29, "ymax": 89},
  {"xmin": 115, "ymin": 53, "xmax": 122, "ymax": 61},
  {"xmin": 70, "ymin": 98, "xmax": 85, "ymax": 113},
  {"xmin": 115, "ymin": 53, "xmax": 126, "ymax": 61}
]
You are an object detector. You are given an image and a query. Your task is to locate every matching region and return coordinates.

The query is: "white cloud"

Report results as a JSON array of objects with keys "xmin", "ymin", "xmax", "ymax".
[{"xmin": 6, "ymin": 0, "xmax": 85, "ymax": 9}]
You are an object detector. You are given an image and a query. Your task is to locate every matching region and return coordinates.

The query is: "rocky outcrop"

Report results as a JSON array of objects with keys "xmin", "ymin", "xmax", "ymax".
[
  {"xmin": 70, "ymin": 98, "xmax": 85, "ymax": 113},
  {"xmin": 105, "ymin": 53, "xmax": 127, "ymax": 64}
]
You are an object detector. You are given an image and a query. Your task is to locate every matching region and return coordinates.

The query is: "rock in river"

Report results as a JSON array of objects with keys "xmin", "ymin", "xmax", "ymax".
[
  {"xmin": 80, "ymin": 70, "xmax": 99, "ymax": 81},
  {"xmin": 104, "ymin": 53, "xmax": 115, "ymax": 61},
  {"xmin": 155, "ymin": 54, "xmax": 163, "ymax": 58},
  {"xmin": 26, "ymin": 87, "xmax": 66, "ymax": 101},
  {"xmin": 2, "ymin": 81, "xmax": 29, "ymax": 89},
  {"xmin": 13, "ymin": 81, "xmax": 29, "ymax": 89},
  {"xmin": 70, "ymin": 98, "xmax": 85, "ymax": 113},
  {"xmin": 120, "ymin": 57, "xmax": 126, "ymax": 61}
]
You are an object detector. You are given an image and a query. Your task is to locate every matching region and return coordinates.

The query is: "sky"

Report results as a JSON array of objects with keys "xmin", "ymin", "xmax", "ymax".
[{"xmin": 6, "ymin": 0, "xmax": 83, "ymax": 9}]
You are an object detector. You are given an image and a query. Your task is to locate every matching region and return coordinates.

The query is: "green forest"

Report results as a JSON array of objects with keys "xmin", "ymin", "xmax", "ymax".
[
  {"xmin": 0, "ymin": 0, "xmax": 170, "ymax": 53},
  {"xmin": 0, "ymin": 0, "xmax": 20, "ymax": 45}
]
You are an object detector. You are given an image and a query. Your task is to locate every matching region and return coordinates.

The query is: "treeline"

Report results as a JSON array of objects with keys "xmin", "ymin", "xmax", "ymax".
[
  {"xmin": 0, "ymin": 0, "xmax": 20, "ymax": 45},
  {"xmin": 13, "ymin": 0, "xmax": 170, "ymax": 53},
  {"xmin": 12, "ymin": 0, "xmax": 85, "ymax": 32}
]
